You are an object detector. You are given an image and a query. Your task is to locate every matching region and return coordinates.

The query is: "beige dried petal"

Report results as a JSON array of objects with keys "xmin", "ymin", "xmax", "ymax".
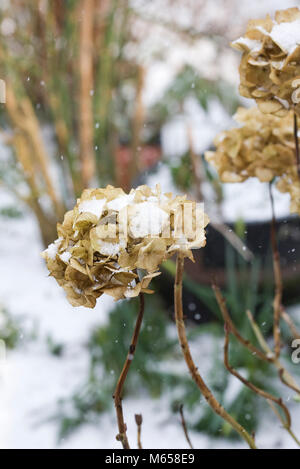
[
  {"xmin": 232, "ymin": 7, "xmax": 300, "ymax": 116},
  {"xmin": 136, "ymin": 239, "xmax": 167, "ymax": 272},
  {"xmin": 205, "ymin": 106, "xmax": 296, "ymax": 189},
  {"xmin": 42, "ymin": 184, "xmax": 209, "ymax": 308}
]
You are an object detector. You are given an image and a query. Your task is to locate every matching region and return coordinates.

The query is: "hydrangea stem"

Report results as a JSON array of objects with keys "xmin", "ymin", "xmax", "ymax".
[
  {"xmin": 293, "ymin": 112, "xmax": 300, "ymax": 178},
  {"xmin": 135, "ymin": 414, "xmax": 143, "ymax": 449},
  {"xmin": 179, "ymin": 404, "xmax": 194, "ymax": 449},
  {"xmin": 113, "ymin": 293, "xmax": 145, "ymax": 449},
  {"xmin": 269, "ymin": 183, "xmax": 282, "ymax": 359},
  {"xmin": 174, "ymin": 254, "xmax": 257, "ymax": 450}
]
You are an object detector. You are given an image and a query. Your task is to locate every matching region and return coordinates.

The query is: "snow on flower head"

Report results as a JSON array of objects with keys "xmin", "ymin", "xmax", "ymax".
[
  {"xmin": 42, "ymin": 185, "xmax": 209, "ymax": 308},
  {"xmin": 277, "ymin": 169, "xmax": 300, "ymax": 216},
  {"xmin": 205, "ymin": 107, "xmax": 299, "ymax": 216},
  {"xmin": 232, "ymin": 7, "xmax": 300, "ymax": 117}
]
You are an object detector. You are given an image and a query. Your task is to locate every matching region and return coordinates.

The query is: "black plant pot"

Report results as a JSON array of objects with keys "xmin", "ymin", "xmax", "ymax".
[{"xmin": 156, "ymin": 216, "xmax": 300, "ymax": 324}]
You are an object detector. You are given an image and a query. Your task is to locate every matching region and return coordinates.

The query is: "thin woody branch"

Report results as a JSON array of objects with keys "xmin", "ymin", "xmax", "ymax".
[
  {"xmin": 214, "ymin": 284, "xmax": 300, "ymax": 398},
  {"xmin": 217, "ymin": 288, "xmax": 300, "ymax": 445},
  {"xmin": 268, "ymin": 401, "xmax": 300, "ymax": 447},
  {"xmin": 78, "ymin": 0, "xmax": 96, "ymax": 188},
  {"xmin": 113, "ymin": 294, "xmax": 145, "ymax": 449},
  {"xmin": 293, "ymin": 112, "xmax": 300, "ymax": 178},
  {"xmin": 247, "ymin": 310, "xmax": 300, "ymax": 396},
  {"xmin": 269, "ymin": 183, "xmax": 282, "ymax": 359},
  {"xmin": 281, "ymin": 308, "xmax": 300, "ymax": 340},
  {"xmin": 135, "ymin": 414, "xmax": 143, "ymax": 449},
  {"xmin": 175, "ymin": 254, "xmax": 257, "ymax": 449},
  {"xmin": 224, "ymin": 322, "xmax": 292, "ymax": 432},
  {"xmin": 213, "ymin": 284, "xmax": 271, "ymax": 363},
  {"xmin": 179, "ymin": 404, "xmax": 194, "ymax": 449}
]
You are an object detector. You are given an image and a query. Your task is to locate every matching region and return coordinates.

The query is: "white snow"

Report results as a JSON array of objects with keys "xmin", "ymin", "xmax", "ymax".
[
  {"xmin": 161, "ymin": 98, "xmax": 233, "ymax": 160},
  {"xmin": 107, "ymin": 194, "xmax": 135, "ymax": 211},
  {"xmin": 254, "ymin": 19, "xmax": 300, "ymax": 56},
  {"xmin": 274, "ymin": 96, "xmax": 289, "ymax": 109},
  {"xmin": 59, "ymin": 251, "xmax": 71, "ymax": 263},
  {"xmin": 97, "ymin": 240, "xmax": 126, "ymax": 257},
  {"xmin": 0, "ymin": 188, "xmax": 300, "ymax": 449},
  {"xmin": 232, "ymin": 37, "xmax": 262, "ymax": 52},
  {"xmin": 78, "ymin": 198, "xmax": 106, "ymax": 218},
  {"xmin": 1, "ymin": 0, "xmax": 300, "ymax": 450},
  {"xmin": 43, "ymin": 237, "xmax": 63, "ymax": 260},
  {"xmin": 222, "ymin": 178, "xmax": 292, "ymax": 223},
  {"xmin": 270, "ymin": 20, "xmax": 300, "ymax": 54},
  {"xmin": 129, "ymin": 202, "xmax": 169, "ymax": 238}
]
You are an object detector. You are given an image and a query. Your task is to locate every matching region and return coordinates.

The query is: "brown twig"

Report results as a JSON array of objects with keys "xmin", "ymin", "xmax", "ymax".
[
  {"xmin": 267, "ymin": 401, "xmax": 300, "ymax": 447},
  {"xmin": 186, "ymin": 125, "xmax": 253, "ymax": 263},
  {"xmin": 218, "ymin": 290, "xmax": 300, "ymax": 446},
  {"xmin": 293, "ymin": 112, "xmax": 300, "ymax": 178},
  {"xmin": 187, "ymin": 125, "xmax": 203, "ymax": 202},
  {"xmin": 278, "ymin": 369, "xmax": 300, "ymax": 396},
  {"xmin": 174, "ymin": 254, "xmax": 257, "ymax": 449},
  {"xmin": 179, "ymin": 404, "xmax": 194, "ymax": 449},
  {"xmin": 214, "ymin": 284, "xmax": 300, "ymax": 398},
  {"xmin": 213, "ymin": 285, "xmax": 271, "ymax": 363},
  {"xmin": 78, "ymin": 0, "xmax": 96, "ymax": 188},
  {"xmin": 113, "ymin": 294, "xmax": 145, "ymax": 449},
  {"xmin": 135, "ymin": 414, "xmax": 143, "ymax": 449},
  {"xmin": 130, "ymin": 65, "xmax": 145, "ymax": 189},
  {"xmin": 269, "ymin": 183, "xmax": 283, "ymax": 359},
  {"xmin": 247, "ymin": 311, "xmax": 300, "ymax": 396},
  {"xmin": 224, "ymin": 323, "xmax": 291, "ymax": 430},
  {"xmin": 281, "ymin": 308, "xmax": 300, "ymax": 340}
]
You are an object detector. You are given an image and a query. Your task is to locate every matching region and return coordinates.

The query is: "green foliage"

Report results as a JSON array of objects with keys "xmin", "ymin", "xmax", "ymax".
[
  {"xmin": 56, "ymin": 295, "xmax": 185, "ymax": 438},
  {"xmin": 0, "ymin": 205, "xmax": 23, "ymax": 218},
  {"xmin": 162, "ymin": 241, "xmax": 280, "ymax": 438},
  {"xmin": 0, "ymin": 305, "xmax": 21, "ymax": 349},
  {"xmin": 171, "ymin": 153, "xmax": 193, "ymax": 191},
  {"xmin": 54, "ymin": 232, "xmax": 297, "ymax": 442},
  {"xmin": 151, "ymin": 65, "xmax": 239, "ymax": 126},
  {"xmin": 46, "ymin": 335, "xmax": 65, "ymax": 357}
]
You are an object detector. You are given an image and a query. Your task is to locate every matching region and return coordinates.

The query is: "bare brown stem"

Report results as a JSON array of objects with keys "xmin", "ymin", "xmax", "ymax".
[
  {"xmin": 281, "ymin": 308, "xmax": 300, "ymax": 340},
  {"xmin": 224, "ymin": 323, "xmax": 291, "ymax": 430},
  {"xmin": 179, "ymin": 404, "xmax": 194, "ymax": 449},
  {"xmin": 268, "ymin": 401, "xmax": 300, "ymax": 447},
  {"xmin": 269, "ymin": 183, "xmax": 283, "ymax": 359},
  {"xmin": 293, "ymin": 112, "xmax": 300, "ymax": 178},
  {"xmin": 218, "ymin": 291, "xmax": 300, "ymax": 446},
  {"xmin": 135, "ymin": 414, "xmax": 143, "ymax": 449},
  {"xmin": 78, "ymin": 0, "xmax": 96, "ymax": 188},
  {"xmin": 187, "ymin": 125, "xmax": 203, "ymax": 202},
  {"xmin": 174, "ymin": 254, "xmax": 257, "ymax": 449},
  {"xmin": 113, "ymin": 294, "xmax": 145, "ymax": 449},
  {"xmin": 213, "ymin": 285, "xmax": 271, "ymax": 363},
  {"xmin": 130, "ymin": 65, "xmax": 145, "ymax": 188},
  {"xmin": 247, "ymin": 311, "xmax": 300, "ymax": 396},
  {"xmin": 214, "ymin": 283, "xmax": 300, "ymax": 399}
]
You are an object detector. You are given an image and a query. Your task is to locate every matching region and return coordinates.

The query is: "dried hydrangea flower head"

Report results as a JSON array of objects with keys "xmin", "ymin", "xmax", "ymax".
[
  {"xmin": 232, "ymin": 7, "xmax": 300, "ymax": 117},
  {"xmin": 42, "ymin": 185, "xmax": 209, "ymax": 308},
  {"xmin": 277, "ymin": 169, "xmax": 300, "ymax": 215},
  {"xmin": 205, "ymin": 107, "xmax": 295, "ymax": 183}
]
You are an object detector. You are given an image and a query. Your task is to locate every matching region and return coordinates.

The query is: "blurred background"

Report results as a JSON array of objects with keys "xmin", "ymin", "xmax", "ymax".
[{"xmin": 0, "ymin": 0, "xmax": 300, "ymax": 449}]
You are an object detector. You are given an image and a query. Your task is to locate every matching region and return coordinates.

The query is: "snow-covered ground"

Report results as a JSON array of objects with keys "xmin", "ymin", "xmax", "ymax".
[
  {"xmin": 0, "ymin": 190, "xmax": 300, "ymax": 449},
  {"xmin": 0, "ymin": 0, "xmax": 300, "ymax": 450}
]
